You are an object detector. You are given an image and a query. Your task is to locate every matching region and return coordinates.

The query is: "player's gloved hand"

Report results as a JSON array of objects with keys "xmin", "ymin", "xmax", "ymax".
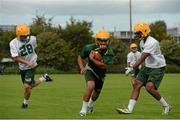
[{"xmin": 125, "ymin": 67, "xmax": 133, "ymax": 76}]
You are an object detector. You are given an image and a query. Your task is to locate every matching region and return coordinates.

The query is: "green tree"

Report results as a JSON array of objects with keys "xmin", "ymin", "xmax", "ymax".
[
  {"xmin": 111, "ymin": 37, "xmax": 128, "ymax": 65},
  {"xmin": 61, "ymin": 17, "xmax": 93, "ymax": 54},
  {"xmin": 36, "ymin": 32, "xmax": 75, "ymax": 70},
  {"xmin": 160, "ymin": 39, "xmax": 180, "ymax": 66},
  {"xmin": 0, "ymin": 32, "xmax": 15, "ymax": 59},
  {"xmin": 31, "ymin": 15, "xmax": 56, "ymax": 35},
  {"xmin": 150, "ymin": 20, "xmax": 170, "ymax": 41},
  {"xmin": 150, "ymin": 20, "xmax": 180, "ymax": 67}
]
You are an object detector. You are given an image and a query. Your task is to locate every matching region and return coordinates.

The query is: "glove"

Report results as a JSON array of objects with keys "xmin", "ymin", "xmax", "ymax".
[{"xmin": 125, "ymin": 67, "xmax": 133, "ymax": 76}]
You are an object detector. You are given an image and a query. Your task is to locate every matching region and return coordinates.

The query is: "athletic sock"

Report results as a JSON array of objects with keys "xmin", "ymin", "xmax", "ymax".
[
  {"xmin": 80, "ymin": 101, "xmax": 88, "ymax": 113},
  {"xmin": 88, "ymin": 97, "xmax": 94, "ymax": 107},
  {"xmin": 23, "ymin": 99, "xmax": 28, "ymax": 104},
  {"xmin": 159, "ymin": 97, "xmax": 168, "ymax": 107},
  {"xmin": 128, "ymin": 99, "xmax": 136, "ymax": 112}
]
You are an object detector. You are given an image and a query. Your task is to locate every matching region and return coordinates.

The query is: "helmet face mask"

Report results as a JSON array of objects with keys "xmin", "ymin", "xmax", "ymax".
[
  {"xmin": 19, "ymin": 35, "xmax": 30, "ymax": 43},
  {"xmin": 134, "ymin": 31, "xmax": 143, "ymax": 40},
  {"xmin": 97, "ymin": 38, "xmax": 109, "ymax": 49},
  {"xmin": 97, "ymin": 40, "xmax": 109, "ymax": 54},
  {"xmin": 97, "ymin": 38, "xmax": 110, "ymax": 41},
  {"xmin": 131, "ymin": 46, "xmax": 137, "ymax": 52}
]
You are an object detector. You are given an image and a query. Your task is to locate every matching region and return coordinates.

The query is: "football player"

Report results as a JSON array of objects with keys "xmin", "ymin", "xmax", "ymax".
[
  {"xmin": 117, "ymin": 21, "xmax": 171, "ymax": 115},
  {"xmin": 125, "ymin": 43, "xmax": 141, "ymax": 84},
  {"xmin": 9, "ymin": 24, "xmax": 52, "ymax": 109},
  {"xmin": 78, "ymin": 29, "xmax": 114, "ymax": 116}
]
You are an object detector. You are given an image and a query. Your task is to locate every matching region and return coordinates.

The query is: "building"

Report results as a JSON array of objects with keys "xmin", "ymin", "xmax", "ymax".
[
  {"xmin": 167, "ymin": 24, "xmax": 180, "ymax": 43},
  {"xmin": 113, "ymin": 31, "xmax": 133, "ymax": 43},
  {"xmin": 0, "ymin": 25, "xmax": 16, "ymax": 32}
]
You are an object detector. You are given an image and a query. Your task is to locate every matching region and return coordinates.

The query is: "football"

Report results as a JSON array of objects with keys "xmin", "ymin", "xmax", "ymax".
[{"xmin": 93, "ymin": 51, "xmax": 103, "ymax": 62}]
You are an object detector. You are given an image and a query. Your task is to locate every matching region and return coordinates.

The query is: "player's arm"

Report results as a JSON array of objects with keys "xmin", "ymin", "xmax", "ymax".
[
  {"xmin": 13, "ymin": 56, "xmax": 36, "ymax": 69},
  {"xmin": 77, "ymin": 55, "xmax": 86, "ymax": 74},
  {"xmin": 89, "ymin": 51, "xmax": 107, "ymax": 69},
  {"xmin": 133, "ymin": 52, "xmax": 149, "ymax": 69}
]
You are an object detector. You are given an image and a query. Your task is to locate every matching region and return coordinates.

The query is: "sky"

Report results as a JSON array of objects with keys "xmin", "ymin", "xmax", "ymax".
[{"xmin": 0, "ymin": 0, "xmax": 180, "ymax": 32}]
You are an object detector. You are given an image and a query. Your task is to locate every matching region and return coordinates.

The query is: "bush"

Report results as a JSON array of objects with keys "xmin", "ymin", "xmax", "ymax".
[
  {"xmin": 165, "ymin": 64, "xmax": 180, "ymax": 73},
  {"xmin": 107, "ymin": 64, "xmax": 126, "ymax": 73},
  {"xmin": 2, "ymin": 64, "xmax": 180, "ymax": 74},
  {"xmin": 0, "ymin": 66, "xmax": 79, "ymax": 74},
  {"xmin": 35, "ymin": 66, "xmax": 78, "ymax": 74},
  {"xmin": 2, "ymin": 65, "xmax": 19, "ymax": 74}
]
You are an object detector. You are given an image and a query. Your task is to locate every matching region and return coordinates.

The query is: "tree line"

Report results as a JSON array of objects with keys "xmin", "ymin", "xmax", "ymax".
[{"xmin": 0, "ymin": 15, "xmax": 180, "ymax": 73}]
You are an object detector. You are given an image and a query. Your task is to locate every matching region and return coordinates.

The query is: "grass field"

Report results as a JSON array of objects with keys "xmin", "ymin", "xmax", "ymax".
[{"xmin": 0, "ymin": 74, "xmax": 180, "ymax": 119}]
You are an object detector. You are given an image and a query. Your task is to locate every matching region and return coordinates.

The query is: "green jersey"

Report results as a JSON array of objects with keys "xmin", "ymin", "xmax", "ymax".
[{"xmin": 80, "ymin": 43, "xmax": 114, "ymax": 78}]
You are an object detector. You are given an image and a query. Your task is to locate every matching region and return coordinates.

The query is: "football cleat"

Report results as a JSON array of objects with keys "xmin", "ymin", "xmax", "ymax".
[
  {"xmin": 162, "ymin": 104, "xmax": 172, "ymax": 115},
  {"xmin": 21, "ymin": 103, "xmax": 28, "ymax": 109},
  {"xmin": 87, "ymin": 106, "xmax": 93, "ymax": 113},
  {"xmin": 79, "ymin": 111, "xmax": 86, "ymax": 117},
  {"xmin": 43, "ymin": 74, "xmax": 53, "ymax": 82},
  {"xmin": 116, "ymin": 108, "xmax": 132, "ymax": 114}
]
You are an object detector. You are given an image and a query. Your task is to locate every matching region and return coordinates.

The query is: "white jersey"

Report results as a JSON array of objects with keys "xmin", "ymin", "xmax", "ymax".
[
  {"xmin": 127, "ymin": 51, "xmax": 141, "ymax": 67},
  {"xmin": 9, "ymin": 36, "xmax": 37, "ymax": 70},
  {"xmin": 140, "ymin": 36, "xmax": 166, "ymax": 68}
]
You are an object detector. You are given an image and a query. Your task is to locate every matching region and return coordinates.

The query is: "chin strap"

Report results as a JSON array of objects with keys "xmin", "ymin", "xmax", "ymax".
[
  {"xmin": 94, "ymin": 45, "xmax": 108, "ymax": 55},
  {"xmin": 18, "ymin": 35, "xmax": 31, "ymax": 43}
]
